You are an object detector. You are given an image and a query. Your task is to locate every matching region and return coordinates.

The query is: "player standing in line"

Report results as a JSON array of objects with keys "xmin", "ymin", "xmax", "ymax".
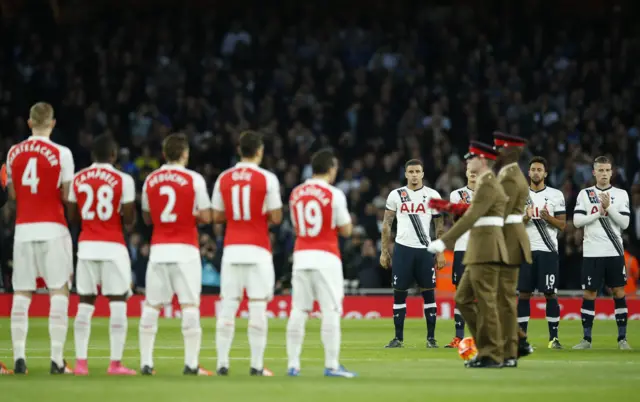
[
  {"xmin": 139, "ymin": 134, "xmax": 213, "ymax": 375},
  {"xmin": 286, "ymin": 149, "xmax": 356, "ymax": 378},
  {"xmin": 519, "ymin": 156, "xmax": 566, "ymax": 349},
  {"xmin": 381, "ymin": 159, "xmax": 446, "ymax": 349},
  {"xmin": 7, "ymin": 103, "xmax": 75, "ymax": 374},
  {"xmin": 0, "ymin": 163, "xmax": 11, "ymax": 375},
  {"xmin": 573, "ymin": 156, "xmax": 632, "ymax": 350},
  {"xmin": 212, "ymin": 131, "xmax": 283, "ymax": 376},
  {"xmin": 444, "ymin": 166, "xmax": 476, "ymax": 348},
  {"xmin": 67, "ymin": 135, "xmax": 137, "ymax": 375}
]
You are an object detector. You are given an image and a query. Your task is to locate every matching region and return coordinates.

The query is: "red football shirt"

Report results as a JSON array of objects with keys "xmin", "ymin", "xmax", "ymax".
[
  {"xmin": 69, "ymin": 163, "xmax": 135, "ymax": 260},
  {"xmin": 142, "ymin": 164, "xmax": 211, "ymax": 262},
  {"xmin": 290, "ymin": 179, "xmax": 351, "ymax": 265},
  {"xmin": 212, "ymin": 162, "xmax": 282, "ymax": 264},
  {"xmin": 6, "ymin": 136, "xmax": 74, "ymax": 241}
]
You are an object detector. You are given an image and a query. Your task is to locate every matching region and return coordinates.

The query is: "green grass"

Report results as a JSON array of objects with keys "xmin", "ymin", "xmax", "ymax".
[{"xmin": 0, "ymin": 318, "xmax": 638, "ymax": 402}]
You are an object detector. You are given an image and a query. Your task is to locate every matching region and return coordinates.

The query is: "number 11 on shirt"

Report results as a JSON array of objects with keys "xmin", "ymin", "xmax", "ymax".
[{"xmin": 232, "ymin": 184, "xmax": 251, "ymax": 221}]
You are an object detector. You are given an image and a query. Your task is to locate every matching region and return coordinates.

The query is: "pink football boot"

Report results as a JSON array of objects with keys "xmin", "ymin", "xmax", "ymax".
[
  {"xmin": 107, "ymin": 361, "xmax": 137, "ymax": 376},
  {"xmin": 74, "ymin": 359, "xmax": 89, "ymax": 376}
]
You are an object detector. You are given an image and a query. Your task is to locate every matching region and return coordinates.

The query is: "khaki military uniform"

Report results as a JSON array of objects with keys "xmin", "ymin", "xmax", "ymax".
[
  {"xmin": 497, "ymin": 162, "xmax": 532, "ymax": 359},
  {"xmin": 441, "ymin": 170, "xmax": 508, "ymax": 363}
]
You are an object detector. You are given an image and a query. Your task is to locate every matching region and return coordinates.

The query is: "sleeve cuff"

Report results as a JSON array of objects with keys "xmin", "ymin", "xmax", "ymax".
[{"xmin": 574, "ymin": 210, "xmax": 586, "ymax": 215}]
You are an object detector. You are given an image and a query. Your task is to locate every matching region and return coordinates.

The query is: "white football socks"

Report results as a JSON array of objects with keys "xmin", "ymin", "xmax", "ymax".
[
  {"xmin": 248, "ymin": 301, "xmax": 268, "ymax": 370},
  {"xmin": 11, "ymin": 295, "xmax": 31, "ymax": 362},
  {"xmin": 321, "ymin": 310, "xmax": 341, "ymax": 370},
  {"xmin": 49, "ymin": 295, "xmax": 69, "ymax": 367},
  {"xmin": 139, "ymin": 306, "xmax": 159, "ymax": 368},
  {"xmin": 286, "ymin": 308, "xmax": 308, "ymax": 370},
  {"xmin": 215, "ymin": 299, "xmax": 239, "ymax": 370},
  {"xmin": 181, "ymin": 307, "xmax": 202, "ymax": 369},
  {"xmin": 74, "ymin": 303, "xmax": 95, "ymax": 360},
  {"xmin": 109, "ymin": 301, "xmax": 127, "ymax": 362}
]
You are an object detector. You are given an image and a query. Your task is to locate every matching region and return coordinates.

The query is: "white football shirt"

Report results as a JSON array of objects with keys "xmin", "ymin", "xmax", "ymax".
[
  {"xmin": 386, "ymin": 186, "xmax": 441, "ymax": 249},
  {"xmin": 449, "ymin": 186, "xmax": 474, "ymax": 251},
  {"xmin": 525, "ymin": 186, "xmax": 565, "ymax": 253},
  {"xmin": 574, "ymin": 185, "xmax": 630, "ymax": 258}
]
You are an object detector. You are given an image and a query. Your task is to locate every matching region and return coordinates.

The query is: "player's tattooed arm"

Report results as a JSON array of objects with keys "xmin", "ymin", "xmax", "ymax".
[
  {"xmin": 433, "ymin": 215, "xmax": 446, "ymax": 269},
  {"xmin": 380, "ymin": 209, "xmax": 395, "ymax": 269}
]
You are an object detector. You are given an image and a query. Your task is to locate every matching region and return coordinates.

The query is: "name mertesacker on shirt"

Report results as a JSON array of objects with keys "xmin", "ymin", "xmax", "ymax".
[
  {"xmin": 7, "ymin": 142, "xmax": 60, "ymax": 167},
  {"xmin": 74, "ymin": 168, "xmax": 119, "ymax": 188},
  {"xmin": 147, "ymin": 172, "xmax": 189, "ymax": 188},
  {"xmin": 290, "ymin": 184, "xmax": 331, "ymax": 206}
]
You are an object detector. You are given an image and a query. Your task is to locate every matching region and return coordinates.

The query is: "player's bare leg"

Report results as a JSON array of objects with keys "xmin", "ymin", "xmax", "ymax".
[
  {"xmin": 544, "ymin": 293, "xmax": 562, "ymax": 349},
  {"xmin": 181, "ymin": 303, "xmax": 212, "ymax": 376},
  {"xmin": 139, "ymin": 303, "xmax": 161, "ymax": 375},
  {"xmin": 248, "ymin": 298, "xmax": 273, "ymax": 376},
  {"xmin": 611, "ymin": 287, "xmax": 631, "ymax": 350},
  {"xmin": 573, "ymin": 289, "xmax": 596, "ymax": 349},
  {"xmin": 215, "ymin": 297, "xmax": 240, "ymax": 375},
  {"xmin": 11, "ymin": 290, "xmax": 32, "ymax": 374},
  {"xmin": 286, "ymin": 308, "xmax": 309, "ymax": 376},
  {"xmin": 48, "ymin": 285, "xmax": 73, "ymax": 374}
]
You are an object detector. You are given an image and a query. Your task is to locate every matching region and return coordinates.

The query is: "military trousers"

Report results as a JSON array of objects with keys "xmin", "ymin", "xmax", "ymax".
[
  {"xmin": 497, "ymin": 265, "xmax": 519, "ymax": 359},
  {"xmin": 454, "ymin": 263, "xmax": 503, "ymax": 363}
]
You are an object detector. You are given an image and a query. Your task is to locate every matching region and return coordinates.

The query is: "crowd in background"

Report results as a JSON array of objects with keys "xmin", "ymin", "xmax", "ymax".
[{"xmin": 1, "ymin": 0, "xmax": 639, "ymax": 294}]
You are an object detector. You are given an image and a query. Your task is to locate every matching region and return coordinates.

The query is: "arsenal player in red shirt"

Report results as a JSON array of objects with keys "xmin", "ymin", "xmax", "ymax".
[
  {"xmin": 7, "ymin": 103, "xmax": 75, "ymax": 375},
  {"xmin": 67, "ymin": 134, "xmax": 137, "ymax": 376},
  {"xmin": 286, "ymin": 149, "xmax": 356, "ymax": 378},
  {"xmin": 139, "ymin": 134, "xmax": 213, "ymax": 376},
  {"xmin": 212, "ymin": 131, "xmax": 283, "ymax": 376}
]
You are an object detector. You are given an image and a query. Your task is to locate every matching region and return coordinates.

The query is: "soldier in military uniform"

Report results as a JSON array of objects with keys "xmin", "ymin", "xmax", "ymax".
[
  {"xmin": 493, "ymin": 132, "xmax": 534, "ymax": 365},
  {"xmin": 428, "ymin": 141, "xmax": 508, "ymax": 368}
]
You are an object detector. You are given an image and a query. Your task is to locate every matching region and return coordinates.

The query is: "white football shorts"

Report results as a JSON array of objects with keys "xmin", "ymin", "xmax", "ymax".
[
  {"xmin": 145, "ymin": 258, "xmax": 202, "ymax": 306},
  {"xmin": 12, "ymin": 234, "xmax": 73, "ymax": 291},
  {"xmin": 76, "ymin": 257, "xmax": 132, "ymax": 296},
  {"xmin": 220, "ymin": 258, "xmax": 275, "ymax": 301}
]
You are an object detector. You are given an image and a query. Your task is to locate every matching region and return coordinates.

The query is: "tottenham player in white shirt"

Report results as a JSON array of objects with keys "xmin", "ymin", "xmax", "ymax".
[
  {"xmin": 380, "ymin": 159, "xmax": 446, "ymax": 349},
  {"xmin": 573, "ymin": 156, "xmax": 631, "ymax": 350},
  {"xmin": 520, "ymin": 156, "xmax": 566, "ymax": 349},
  {"xmin": 444, "ymin": 166, "xmax": 476, "ymax": 348}
]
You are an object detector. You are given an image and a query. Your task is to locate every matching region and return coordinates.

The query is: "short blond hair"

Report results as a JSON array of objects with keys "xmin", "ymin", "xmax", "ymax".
[{"xmin": 29, "ymin": 102, "xmax": 55, "ymax": 128}]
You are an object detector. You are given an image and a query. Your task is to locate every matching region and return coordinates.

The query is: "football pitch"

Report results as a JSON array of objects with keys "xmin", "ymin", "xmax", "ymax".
[{"xmin": 1, "ymin": 318, "xmax": 638, "ymax": 402}]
